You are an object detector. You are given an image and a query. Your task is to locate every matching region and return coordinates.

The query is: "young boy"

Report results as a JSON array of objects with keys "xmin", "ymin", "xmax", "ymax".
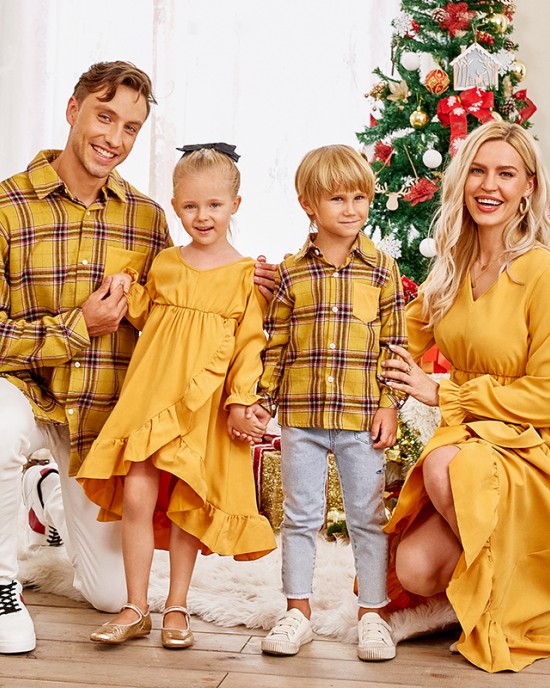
[{"xmin": 258, "ymin": 145, "xmax": 407, "ymax": 661}]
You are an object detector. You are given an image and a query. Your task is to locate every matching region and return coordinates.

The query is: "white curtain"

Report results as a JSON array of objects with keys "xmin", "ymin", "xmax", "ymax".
[{"xmin": 1, "ymin": 0, "xmax": 399, "ymax": 260}]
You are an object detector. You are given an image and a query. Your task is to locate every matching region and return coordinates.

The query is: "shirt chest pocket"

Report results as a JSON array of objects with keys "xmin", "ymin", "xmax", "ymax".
[
  {"xmin": 103, "ymin": 246, "xmax": 148, "ymax": 282},
  {"xmin": 352, "ymin": 283, "xmax": 380, "ymax": 324}
]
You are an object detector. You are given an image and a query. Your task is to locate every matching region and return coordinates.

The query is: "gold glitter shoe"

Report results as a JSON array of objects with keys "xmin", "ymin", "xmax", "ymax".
[
  {"xmin": 90, "ymin": 603, "xmax": 151, "ymax": 644},
  {"xmin": 161, "ymin": 606, "xmax": 194, "ymax": 649}
]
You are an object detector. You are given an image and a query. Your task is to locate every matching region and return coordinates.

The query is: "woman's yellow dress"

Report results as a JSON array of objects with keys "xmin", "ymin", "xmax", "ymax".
[
  {"xmin": 386, "ymin": 248, "xmax": 550, "ymax": 672},
  {"xmin": 77, "ymin": 247, "xmax": 276, "ymax": 560}
]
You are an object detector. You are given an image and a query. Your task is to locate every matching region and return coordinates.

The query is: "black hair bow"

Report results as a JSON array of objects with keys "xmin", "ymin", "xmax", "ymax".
[{"xmin": 176, "ymin": 142, "xmax": 240, "ymax": 162}]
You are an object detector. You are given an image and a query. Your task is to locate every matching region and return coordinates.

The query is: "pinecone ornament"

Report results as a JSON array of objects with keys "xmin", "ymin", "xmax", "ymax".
[{"xmin": 432, "ymin": 8, "xmax": 448, "ymax": 23}]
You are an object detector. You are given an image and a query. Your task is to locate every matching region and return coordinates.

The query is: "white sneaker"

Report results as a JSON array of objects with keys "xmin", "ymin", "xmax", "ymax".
[
  {"xmin": 261, "ymin": 609, "xmax": 313, "ymax": 655},
  {"xmin": 357, "ymin": 612, "xmax": 396, "ymax": 661},
  {"xmin": 22, "ymin": 463, "xmax": 64, "ymax": 548},
  {"xmin": 0, "ymin": 580, "xmax": 36, "ymax": 653}
]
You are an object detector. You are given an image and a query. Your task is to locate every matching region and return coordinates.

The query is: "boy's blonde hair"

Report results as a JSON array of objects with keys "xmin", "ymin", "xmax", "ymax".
[
  {"xmin": 173, "ymin": 148, "xmax": 240, "ymax": 196},
  {"xmin": 295, "ymin": 144, "xmax": 375, "ymax": 214}
]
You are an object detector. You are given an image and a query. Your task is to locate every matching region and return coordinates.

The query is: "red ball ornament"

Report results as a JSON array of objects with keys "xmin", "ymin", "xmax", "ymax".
[{"xmin": 425, "ymin": 69, "xmax": 450, "ymax": 95}]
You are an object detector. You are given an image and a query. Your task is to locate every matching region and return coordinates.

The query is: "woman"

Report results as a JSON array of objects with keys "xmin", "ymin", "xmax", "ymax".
[{"xmin": 381, "ymin": 120, "xmax": 550, "ymax": 673}]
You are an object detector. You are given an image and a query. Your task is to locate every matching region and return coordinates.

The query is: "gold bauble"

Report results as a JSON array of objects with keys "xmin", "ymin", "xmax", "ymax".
[
  {"xmin": 409, "ymin": 107, "xmax": 429, "ymax": 129},
  {"xmin": 486, "ymin": 13, "xmax": 509, "ymax": 34},
  {"xmin": 510, "ymin": 59, "xmax": 527, "ymax": 82}
]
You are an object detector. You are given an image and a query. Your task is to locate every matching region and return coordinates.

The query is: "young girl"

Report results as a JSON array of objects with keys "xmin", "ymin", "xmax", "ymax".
[{"xmin": 77, "ymin": 144, "xmax": 276, "ymax": 649}]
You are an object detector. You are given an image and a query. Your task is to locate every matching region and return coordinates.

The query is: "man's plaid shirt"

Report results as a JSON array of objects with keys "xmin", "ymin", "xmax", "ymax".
[
  {"xmin": 0, "ymin": 150, "xmax": 169, "ymax": 474},
  {"xmin": 258, "ymin": 232, "xmax": 407, "ymax": 430}
]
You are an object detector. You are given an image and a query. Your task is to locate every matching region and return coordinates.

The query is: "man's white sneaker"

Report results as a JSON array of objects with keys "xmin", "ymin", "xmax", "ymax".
[
  {"xmin": 357, "ymin": 612, "xmax": 396, "ymax": 661},
  {"xmin": 0, "ymin": 580, "xmax": 36, "ymax": 654},
  {"xmin": 22, "ymin": 462, "xmax": 64, "ymax": 549},
  {"xmin": 261, "ymin": 609, "xmax": 313, "ymax": 655}
]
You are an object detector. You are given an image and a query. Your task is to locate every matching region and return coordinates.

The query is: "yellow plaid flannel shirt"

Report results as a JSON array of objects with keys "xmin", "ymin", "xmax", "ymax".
[
  {"xmin": 259, "ymin": 232, "xmax": 407, "ymax": 430},
  {"xmin": 0, "ymin": 150, "xmax": 170, "ymax": 474}
]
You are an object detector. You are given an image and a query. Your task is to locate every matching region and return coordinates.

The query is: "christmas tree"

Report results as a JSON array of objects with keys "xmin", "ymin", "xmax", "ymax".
[{"xmin": 358, "ymin": 1, "xmax": 535, "ymax": 282}]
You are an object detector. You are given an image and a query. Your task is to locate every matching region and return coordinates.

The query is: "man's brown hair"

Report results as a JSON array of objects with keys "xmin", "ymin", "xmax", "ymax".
[{"xmin": 72, "ymin": 61, "xmax": 157, "ymax": 117}]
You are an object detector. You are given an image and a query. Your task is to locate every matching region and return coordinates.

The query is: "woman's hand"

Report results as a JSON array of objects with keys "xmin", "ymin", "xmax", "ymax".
[{"xmin": 380, "ymin": 344, "xmax": 440, "ymax": 407}]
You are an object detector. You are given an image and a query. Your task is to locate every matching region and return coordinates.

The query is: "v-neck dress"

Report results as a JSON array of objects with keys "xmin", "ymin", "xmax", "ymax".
[
  {"xmin": 386, "ymin": 248, "xmax": 550, "ymax": 672},
  {"xmin": 77, "ymin": 246, "xmax": 276, "ymax": 561}
]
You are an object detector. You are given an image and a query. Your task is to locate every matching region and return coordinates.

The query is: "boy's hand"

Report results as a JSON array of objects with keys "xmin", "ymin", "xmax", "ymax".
[
  {"xmin": 227, "ymin": 404, "xmax": 268, "ymax": 445},
  {"xmin": 371, "ymin": 408, "xmax": 398, "ymax": 450},
  {"xmin": 245, "ymin": 402, "xmax": 272, "ymax": 427}
]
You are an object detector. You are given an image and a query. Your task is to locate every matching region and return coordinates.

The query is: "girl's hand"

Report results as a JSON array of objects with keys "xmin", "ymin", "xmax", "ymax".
[
  {"xmin": 106, "ymin": 272, "xmax": 133, "ymax": 295},
  {"xmin": 380, "ymin": 344, "xmax": 440, "ymax": 407},
  {"xmin": 227, "ymin": 404, "xmax": 268, "ymax": 445}
]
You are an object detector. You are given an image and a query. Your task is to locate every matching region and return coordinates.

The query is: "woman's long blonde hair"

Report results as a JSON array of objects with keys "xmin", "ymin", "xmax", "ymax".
[{"xmin": 422, "ymin": 121, "xmax": 550, "ymax": 326}]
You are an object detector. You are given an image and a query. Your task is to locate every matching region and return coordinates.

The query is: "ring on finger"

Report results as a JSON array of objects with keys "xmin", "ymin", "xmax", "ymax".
[{"xmin": 405, "ymin": 365, "xmax": 412, "ymax": 375}]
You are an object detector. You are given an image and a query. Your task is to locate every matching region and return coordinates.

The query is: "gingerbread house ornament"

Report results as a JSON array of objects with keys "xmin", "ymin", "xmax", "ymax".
[{"xmin": 451, "ymin": 43, "xmax": 500, "ymax": 91}]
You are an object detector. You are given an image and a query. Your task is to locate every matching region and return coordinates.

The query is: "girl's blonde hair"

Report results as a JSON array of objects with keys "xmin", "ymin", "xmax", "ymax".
[
  {"xmin": 295, "ymin": 144, "xmax": 375, "ymax": 215},
  {"xmin": 423, "ymin": 121, "xmax": 550, "ymax": 326},
  {"xmin": 173, "ymin": 148, "xmax": 240, "ymax": 196}
]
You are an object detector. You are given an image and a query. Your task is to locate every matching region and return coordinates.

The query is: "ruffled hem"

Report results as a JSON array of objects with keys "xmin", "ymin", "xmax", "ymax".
[
  {"xmin": 91, "ymin": 475, "xmax": 276, "ymax": 561},
  {"xmin": 168, "ymin": 498, "xmax": 276, "ymax": 561},
  {"xmin": 386, "ymin": 423, "xmax": 550, "ymax": 672}
]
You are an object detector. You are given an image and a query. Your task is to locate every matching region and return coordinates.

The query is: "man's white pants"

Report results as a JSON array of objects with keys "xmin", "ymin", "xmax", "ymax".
[{"xmin": 0, "ymin": 378, "xmax": 126, "ymax": 612}]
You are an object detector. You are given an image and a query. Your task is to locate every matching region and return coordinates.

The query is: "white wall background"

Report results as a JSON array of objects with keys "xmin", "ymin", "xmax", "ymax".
[{"xmin": 0, "ymin": 0, "xmax": 547, "ymax": 263}]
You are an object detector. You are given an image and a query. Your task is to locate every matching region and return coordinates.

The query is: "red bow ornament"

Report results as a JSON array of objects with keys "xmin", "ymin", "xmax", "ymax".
[{"xmin": 437, "ymin": 87, "xmax": 494, "ymax": 155}]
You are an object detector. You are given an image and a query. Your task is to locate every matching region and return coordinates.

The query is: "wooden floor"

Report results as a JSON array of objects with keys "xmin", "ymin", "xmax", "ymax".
[{"xmin": 3, "ymin": 590, "xmax": 550, "ymax": 688}]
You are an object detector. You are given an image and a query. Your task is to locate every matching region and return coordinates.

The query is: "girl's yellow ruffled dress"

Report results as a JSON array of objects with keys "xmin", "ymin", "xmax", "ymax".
[{"xmin": 77, "ymin": 246, "xmax": 276, "ymax": 560}]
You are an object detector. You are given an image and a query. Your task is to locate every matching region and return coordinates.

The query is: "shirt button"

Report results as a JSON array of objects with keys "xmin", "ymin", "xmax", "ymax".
[
  {"xmin": 74, "ymin": 362, "xmax": 81, "ymax": 368},
  {"xmin": 327, "ymin": 376, "xmax": 334, "ymax": 383},
  {"xmin": 87, "ymin": 211, "xmax": 91, "ymax": 216},
  {"xmin": 329, "ymin": 343, "xmax": 336, "ymax": 350},
  {"xmin": 333, "ymin": 272, "xmax": 339, "ymax": 278},
  {"xmin": 67, "ymin": 409, "xmax": 74, "ymax": 415},
  {"xmin": 332, "ymin": 306, "xmax": 338, "ymax": 313},
  {"xmin": 81, "ymin": 259, "xmax": 88, "ymax": 266}
]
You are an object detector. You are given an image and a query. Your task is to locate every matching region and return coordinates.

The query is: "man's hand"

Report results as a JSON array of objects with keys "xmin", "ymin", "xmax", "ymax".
[
  {"xmin": 254, "ymin": 255, "xmax": 278, "ymax": 303},
  {"xmin": 81, "ymin": 277, "xmax": 129, "ymax": 337}
]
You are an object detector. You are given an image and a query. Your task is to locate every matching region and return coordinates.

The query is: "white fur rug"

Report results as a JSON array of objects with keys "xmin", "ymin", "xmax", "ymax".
[{"xmin": 17, "ymin": 536, "xmax": 457, "ymax": 644}]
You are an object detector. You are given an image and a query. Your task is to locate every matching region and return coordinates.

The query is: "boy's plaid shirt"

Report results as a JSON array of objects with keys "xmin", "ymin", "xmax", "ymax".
[
  {"xmin": 0, "ymin": 150, "xmax": 169, "ymax": 474},
  {"xmin": 259, "ymin": 232, "xmax": 407, "ymax": 430}
]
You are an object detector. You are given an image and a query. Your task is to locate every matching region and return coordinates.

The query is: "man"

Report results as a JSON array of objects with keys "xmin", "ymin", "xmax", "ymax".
[{"xmin": 0, "ymin": 60, "xmax": 277, "ymax": 654}]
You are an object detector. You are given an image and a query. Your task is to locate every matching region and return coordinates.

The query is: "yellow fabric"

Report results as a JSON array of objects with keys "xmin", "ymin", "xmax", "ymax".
[
  {"xmin": 0, "ymin": 150, "xmax": 169, "ymax": 473},
  {"xmin": 77, "ymin": 247, "xmax": 276, "ymax": 560},
  {"xmin": 386, "ymin": 248, "xmax": 550, "ymax": 672}
]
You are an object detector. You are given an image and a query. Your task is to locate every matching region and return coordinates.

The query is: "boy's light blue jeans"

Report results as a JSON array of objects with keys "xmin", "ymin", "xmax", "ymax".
[{"xmin": 280, "ymin": 426, "xmax": 390, "ymax": 609}]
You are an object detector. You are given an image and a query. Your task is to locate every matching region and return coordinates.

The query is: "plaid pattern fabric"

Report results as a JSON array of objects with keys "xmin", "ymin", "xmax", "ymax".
[
  {"xmin": 0, "ymin": 150, "xmax": 170, "ymax": 474},
  {"xmin": 259, "ymin": 232, "xmax": 407, "ymax": 431}
]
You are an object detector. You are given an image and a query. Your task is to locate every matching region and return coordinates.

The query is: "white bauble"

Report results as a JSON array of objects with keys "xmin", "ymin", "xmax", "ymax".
[
  {"xmin": 422, "ymin": 149, "xmax": 443, "ymax": 169},
  {"xmin": 419, "ymin": 237, "xmax": 437, "ymax": 258},
  {"xmin": 401, "ymin": 51, "xmax": 421, "ymax": 71}
]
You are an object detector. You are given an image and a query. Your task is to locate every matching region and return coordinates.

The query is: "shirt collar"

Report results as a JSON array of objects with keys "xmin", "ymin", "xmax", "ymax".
[
  {"xmin": 295, "ymin": 230, "xmax": 380, "ymax": 267},
  {"xmin": 27, "ymin": 150, "xmax": 127, "ymax": 203}
]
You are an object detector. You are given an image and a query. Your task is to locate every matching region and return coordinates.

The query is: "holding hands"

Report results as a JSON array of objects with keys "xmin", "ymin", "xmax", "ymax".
[
  {"xmin": 379, "ymin": 344, "xmax": 440, "ymax": 407},
  {"xmin": 227, "ymin": 403, "xmax": 271, "ymax": 445}
]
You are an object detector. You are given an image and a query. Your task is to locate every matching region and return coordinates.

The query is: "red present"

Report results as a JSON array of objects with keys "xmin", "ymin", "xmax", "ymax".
[{"xmin": 420, "ymin": 345, "xmax": 450, "ymax": 374}]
